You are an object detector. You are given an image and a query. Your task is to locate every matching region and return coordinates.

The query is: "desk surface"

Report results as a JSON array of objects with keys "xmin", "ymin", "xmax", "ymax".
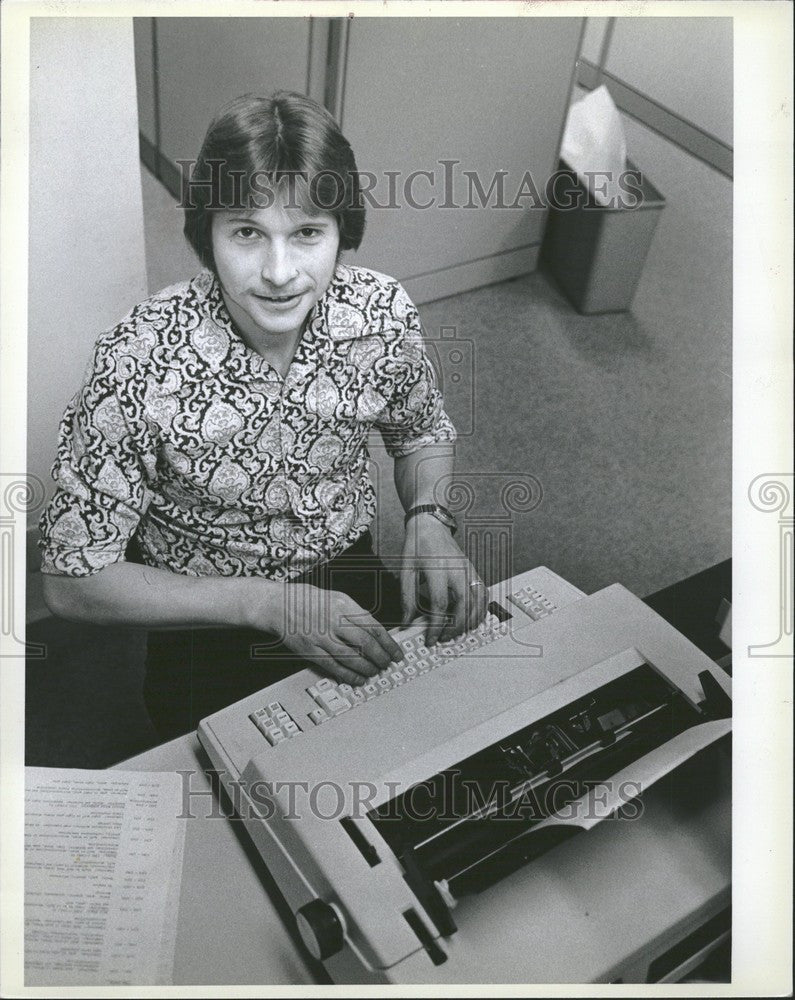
[
  {"xmin": 118, "ymin": 729, "xmax": 731, "ymax": 985},
  {"xmin": 116, "ymin": 735, "xmax": 321, "ymax": 985}
]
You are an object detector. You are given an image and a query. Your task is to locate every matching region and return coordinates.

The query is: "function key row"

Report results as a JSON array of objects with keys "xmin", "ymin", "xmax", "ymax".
[{"xmin": 507, "ymin": 586, "xmax": 557, "ymax": 621}]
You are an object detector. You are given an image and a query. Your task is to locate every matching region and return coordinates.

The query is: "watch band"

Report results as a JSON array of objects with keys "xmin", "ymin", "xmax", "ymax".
[{"xmin": 404, "ymin": 504, "xmax": 457, "ymax": 535}]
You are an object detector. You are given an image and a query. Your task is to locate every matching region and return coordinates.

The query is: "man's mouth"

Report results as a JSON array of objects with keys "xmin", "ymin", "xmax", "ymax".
[{"xmin": 255, "ymin": 291, "xmax": 303, "ymax": 304}]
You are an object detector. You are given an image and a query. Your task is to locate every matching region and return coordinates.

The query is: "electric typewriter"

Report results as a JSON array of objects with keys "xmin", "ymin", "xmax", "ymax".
[{"xmin": 198, "ymin": 567, "xmax": 732, "ymax": 984}]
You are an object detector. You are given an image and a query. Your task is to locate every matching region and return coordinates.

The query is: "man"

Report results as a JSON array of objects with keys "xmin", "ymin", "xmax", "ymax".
[{"xmin": 40, "ymin": 92, "xmax": 487, "ymax": 738}]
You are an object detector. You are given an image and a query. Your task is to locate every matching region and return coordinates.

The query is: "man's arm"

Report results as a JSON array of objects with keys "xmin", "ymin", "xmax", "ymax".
[
  {"xmin": 42, "ymin": 562, "xmax": 273, "ymax": 631},
  {"xmin": 42, "ymin": 563, "xmax": 401, "ymax": 684},
  {"xmin": 393, "ymin": 442, "xmax": 453, "ymax": 512},
  {"xmin": 393, "ymin": 444, "xmax": 488, "ymax": 645}
]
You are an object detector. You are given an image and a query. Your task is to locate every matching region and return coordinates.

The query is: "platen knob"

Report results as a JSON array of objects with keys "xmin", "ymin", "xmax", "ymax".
[{"xmin": 295, "ymin": 899, "xmax": 345, "ymax": 961}]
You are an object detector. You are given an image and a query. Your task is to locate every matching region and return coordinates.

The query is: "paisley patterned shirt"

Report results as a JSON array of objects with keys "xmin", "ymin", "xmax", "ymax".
[{"xmin": 39, "ymin": 265, "xmax": 456, "ymax": 580}]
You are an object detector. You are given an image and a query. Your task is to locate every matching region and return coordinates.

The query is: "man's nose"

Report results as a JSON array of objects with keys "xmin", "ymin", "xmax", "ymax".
[{"xmin": 261, "ymin": 244, "xmax": 297, "ymax": 288}]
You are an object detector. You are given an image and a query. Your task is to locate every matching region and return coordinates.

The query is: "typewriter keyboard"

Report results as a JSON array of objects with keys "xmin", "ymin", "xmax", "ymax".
[
  {"xmin": 247, "ymin": 585, "xmax": 561, "ymax": 741},
  {"xmin": 302, "ymin": 610, "xmax": 511, "ymax": 725}
]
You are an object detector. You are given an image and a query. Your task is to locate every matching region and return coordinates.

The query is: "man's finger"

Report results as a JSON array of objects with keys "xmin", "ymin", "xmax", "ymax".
[
  {"xmin": 324, "ymin": 641, "xmax": 379, "ymax": 683},
  {"xmin": 399, "ymin": 565, "xmax": 418, "ymax": 626},
  {"xmin": 327, "ymin": 661, "xmax": 370, "ymax": 686},
  {"xmin": 333, "ymin": 628, "xmax": 406, "ymax": 677},
  {"xmin": 438, "ymin": 587, "xmax": 467, "ymax": 643},
  {"xmin": 465, "ymin": 578, "xmax": 489, "ymax": 633},
  {"xmin": 336, "ymin": 626, "xmax": 394, "ymax": 673},
  {"xmin": 344, "ymin": 613, "xmax": 403, "ymax": 664},
  {"xmin": 308, "ymin": 642, "xmax": 372, "ymax": 686},
  {"xmin": 424, "ymin": 576, "xmax": 452, "ymax": 647}
]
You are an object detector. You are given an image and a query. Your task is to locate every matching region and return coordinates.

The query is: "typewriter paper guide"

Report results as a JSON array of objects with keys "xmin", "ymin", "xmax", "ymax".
[{"xmin": 533, "ymin": 717, "xmax": 731, "ymax": 833}]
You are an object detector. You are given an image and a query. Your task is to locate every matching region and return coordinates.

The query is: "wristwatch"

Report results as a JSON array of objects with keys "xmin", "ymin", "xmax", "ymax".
[{"xmin": 404, "ymin": 503, "xmax": 457, "ymax": 535}]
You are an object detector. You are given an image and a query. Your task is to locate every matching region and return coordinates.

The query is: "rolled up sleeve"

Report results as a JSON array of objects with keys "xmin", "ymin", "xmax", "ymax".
[
  {"xmin": 38, "ymin": 333, "xmax": 156, "ymax": 577},
  {"xmin": 374, "ymin": 286, "xmax": 457, "ymax": 458}
]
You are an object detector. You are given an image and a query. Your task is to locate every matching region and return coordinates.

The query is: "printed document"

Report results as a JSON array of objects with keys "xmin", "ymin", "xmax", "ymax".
[{"xmin": 25, "ymin": 767, "xmax": 186, "ymax": 986}]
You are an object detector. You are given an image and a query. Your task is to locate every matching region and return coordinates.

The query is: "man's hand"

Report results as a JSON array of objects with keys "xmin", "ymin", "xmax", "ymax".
[
  {"xmin": 269, "ymin": 583, "xmax": 403, "ymax": 685},
  {"xmin": 400, "ymin": 514, "xmax": 489, "ymax": 647}
]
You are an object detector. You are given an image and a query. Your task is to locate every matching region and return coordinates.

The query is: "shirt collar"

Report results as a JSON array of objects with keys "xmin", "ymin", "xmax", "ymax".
[{"xmin": 188, "ymin": 265, "xmax": 376, "ymax": 381}]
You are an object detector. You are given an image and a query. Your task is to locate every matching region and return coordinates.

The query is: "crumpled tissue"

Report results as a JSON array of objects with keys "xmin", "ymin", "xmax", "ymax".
[{"xmin": 560, "ymin": 85, "xmax": 628, "ymax": 206}]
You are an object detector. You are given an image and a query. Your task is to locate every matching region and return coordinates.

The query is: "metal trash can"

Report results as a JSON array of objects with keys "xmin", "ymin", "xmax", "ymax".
[{"xmin": 542, "ymin": 159, "xmax": 665, "ymax": 314}]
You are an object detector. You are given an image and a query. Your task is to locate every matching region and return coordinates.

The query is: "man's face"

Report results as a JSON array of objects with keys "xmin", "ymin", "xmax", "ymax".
[{"xmin": 211, "ymin": 192, "xmax": 340, "ymax": 351}]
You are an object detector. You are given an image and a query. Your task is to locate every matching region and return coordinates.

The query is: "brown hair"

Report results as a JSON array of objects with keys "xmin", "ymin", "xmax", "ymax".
[{"xmin": 183, "ymin": 92, "xmax": 365, "ymax": 271}]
